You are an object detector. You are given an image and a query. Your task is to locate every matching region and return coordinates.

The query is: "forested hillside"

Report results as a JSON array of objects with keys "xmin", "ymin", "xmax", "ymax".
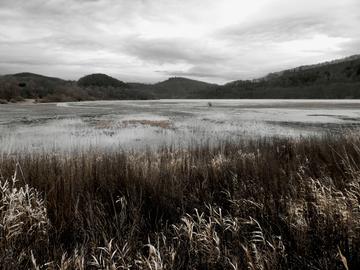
[
  {"xmin": 1, "ymin": 55, "xmax": 360, "ymax": 102},
  {"xmin": 193, "ymin": 55, "xmax": 360, "ymax": 98},
  {"xmin": 151, "ymin": 77, "xmax": 216, "ymax": 98},
  {"xmin": 0, "ymin": 73, "xmax": 153, "ymax": 102}
]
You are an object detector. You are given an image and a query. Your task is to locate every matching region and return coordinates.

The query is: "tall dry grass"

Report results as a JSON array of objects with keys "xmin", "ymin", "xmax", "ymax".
[{"xmin": 0, "ymin": 134, "xmax": 359, "ymax": 269}]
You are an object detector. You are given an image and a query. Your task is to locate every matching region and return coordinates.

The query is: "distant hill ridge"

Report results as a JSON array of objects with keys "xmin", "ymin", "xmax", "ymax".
[
  {"xmin": 263, "ymin": 54, "xmax": 360, "ymax": 80},
  {"xmin": 151, "ymin": 77, "xmax": 217, "ymax": 98},
  {"xmin": 1, "ymin": 54, "xmax": 360, "ymax": 102},
  {"xmin": 0, "ymin": 72, "xmax": 152, "ymax": 102},
  {"xmin": 11, "ymin": 72, "xmax": 65, "ymax": 82},
  {"xmin": 197, "ymin": 54, "xmax": 360, "ymax": 99},
  {"xmin": 78, "ymin": 73, "xmax": 128, "ymax": 88}
]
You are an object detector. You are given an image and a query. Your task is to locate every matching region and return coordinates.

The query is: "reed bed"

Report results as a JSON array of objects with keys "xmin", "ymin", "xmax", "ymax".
[{"xmin": 0, "ymin": 134, "xmax": 359, "ymax": 269}]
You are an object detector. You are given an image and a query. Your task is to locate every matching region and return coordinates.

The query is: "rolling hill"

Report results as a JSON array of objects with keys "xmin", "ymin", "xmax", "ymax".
[
  {"xmin": 1, "ymin": 54, "xmax": 360, "ymax": 102},
  {"xmin": 127, "ymin": 77, "xmax": 217, "ymax": 99},
  {"xmin": 0, "ymin": 73, "xmax": 153, "ymax": 102},
  {"xmin": 76, "ymin": 73, "xmax": 153, "ymax": 100},
  {"xmin": 0, "ymin": 72, "xmax": 73, "ymax": 102},
  {"xmin": 150, "ymin": 77, "xmax": 217, "ymax": 98},
  {"xmin": 193, "ymin": 55, "xmax": 360, "ymax": 99},
  {"xmin": 78, "ymin": 73, "xmax": 129, "ymax": 88}
]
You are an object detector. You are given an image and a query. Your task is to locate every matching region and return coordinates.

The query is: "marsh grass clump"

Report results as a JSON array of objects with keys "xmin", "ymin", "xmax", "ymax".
[
  {"xmin": 0, "ymin": 169, "xmax": 49, "ymax": 269},
  {"xmin": 0, "ymin": 134, "xmax": 360, "ymax": 269}
]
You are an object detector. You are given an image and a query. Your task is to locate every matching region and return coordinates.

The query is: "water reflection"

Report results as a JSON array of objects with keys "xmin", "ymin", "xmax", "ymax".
[{"xmin": 1, "ymin": 99, "xmax": 360, "ymax": 153}]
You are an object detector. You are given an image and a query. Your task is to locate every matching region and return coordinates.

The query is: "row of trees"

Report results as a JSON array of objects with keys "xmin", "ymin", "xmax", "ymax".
[{"xmin": 0, "ymin": 79, "xmax": 22, "ymax": 102}]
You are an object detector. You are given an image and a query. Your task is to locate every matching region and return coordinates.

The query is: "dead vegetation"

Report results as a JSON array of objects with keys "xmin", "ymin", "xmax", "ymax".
[
  {"xmin": 93, "ymin": 119, "xmax": 173, "ymax": 130},
  {"xmin": 122, "ymin": 119, "xmax": 172, "ymax": 129},
  {"xmin": 0, "ymin": 134, "xmax": 360, "ymax": 269}
]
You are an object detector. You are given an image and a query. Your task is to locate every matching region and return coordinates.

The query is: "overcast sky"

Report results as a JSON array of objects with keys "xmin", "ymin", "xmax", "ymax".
[{"xmin": 0, "ymin": 0, "xmax": 359, "ymax": 83}]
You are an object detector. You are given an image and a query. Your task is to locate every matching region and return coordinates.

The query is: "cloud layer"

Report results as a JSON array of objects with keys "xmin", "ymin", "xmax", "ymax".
[{"xmin": 0, "ymin": 0, "xmax": 359, "ymax": 83}]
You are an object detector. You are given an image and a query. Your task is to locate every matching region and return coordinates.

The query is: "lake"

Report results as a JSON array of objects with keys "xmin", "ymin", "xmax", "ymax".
[{"xmin": 1, "ymin": 99, "xmax": 360, "ymax": 153}]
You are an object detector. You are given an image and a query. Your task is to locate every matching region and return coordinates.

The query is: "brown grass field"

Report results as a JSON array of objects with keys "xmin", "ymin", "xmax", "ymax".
[{"xmin": 0, "ymin": 134, "xmax": 360, "ymax": 269}]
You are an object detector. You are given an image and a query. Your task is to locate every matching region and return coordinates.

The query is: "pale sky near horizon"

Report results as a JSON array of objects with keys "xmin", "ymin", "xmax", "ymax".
[{"xmin": 0, "ymin": 0, "xmax": 359, "ymax": 84}]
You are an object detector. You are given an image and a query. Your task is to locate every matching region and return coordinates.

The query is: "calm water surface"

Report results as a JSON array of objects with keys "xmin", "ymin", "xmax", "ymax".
[{"xmin": 1, "ymin": 99, "xmax": 360, "ymax": 153}]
